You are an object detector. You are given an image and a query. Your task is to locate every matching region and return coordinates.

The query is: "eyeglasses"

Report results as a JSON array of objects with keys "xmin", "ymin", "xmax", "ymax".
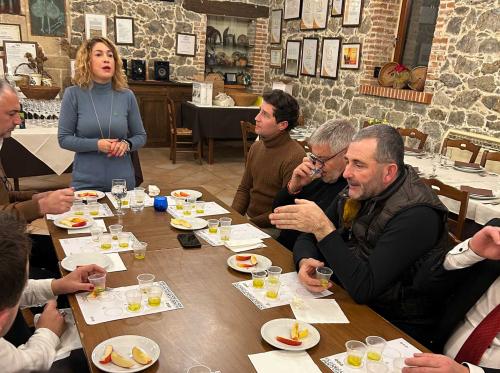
[{"xmin": 307, "ymin": 147, "xmax": 347, "ymax": 167}]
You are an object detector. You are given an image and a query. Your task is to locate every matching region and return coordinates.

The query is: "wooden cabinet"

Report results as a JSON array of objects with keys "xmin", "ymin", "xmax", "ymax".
[{"xmin": 129, "ymin": 81, "xmax": 192, "ymax": 147}]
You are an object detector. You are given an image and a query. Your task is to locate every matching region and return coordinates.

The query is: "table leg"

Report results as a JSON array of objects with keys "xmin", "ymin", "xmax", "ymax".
[{"xmin": 208, "ymin": 138, "xmax": 214, "ymax": 164}]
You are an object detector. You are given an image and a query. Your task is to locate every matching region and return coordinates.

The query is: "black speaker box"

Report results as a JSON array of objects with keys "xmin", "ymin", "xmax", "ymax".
[
  {"xmin": 121, "ymin": 59, "xmax": 128, "ymax": 77},
  {"xmin": 131, "ymin": 59, "xmax": 146, "ymax": 81},
  {"xmin": 154, "ymin": 61, "xmax": 170, "ymax": 81}
]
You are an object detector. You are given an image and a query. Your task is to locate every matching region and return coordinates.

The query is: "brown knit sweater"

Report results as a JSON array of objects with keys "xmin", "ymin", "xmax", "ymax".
[{"xmin": 232, "ymin": 130, "xmax": 305, "ymax": 227}]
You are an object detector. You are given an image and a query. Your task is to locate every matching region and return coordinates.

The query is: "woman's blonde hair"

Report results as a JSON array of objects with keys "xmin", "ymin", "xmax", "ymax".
[{"xmin": 73, "ymin": 36, "xmax": 128, "ymax": 90}]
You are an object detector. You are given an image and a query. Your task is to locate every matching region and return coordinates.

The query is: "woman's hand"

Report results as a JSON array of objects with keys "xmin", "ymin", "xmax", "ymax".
[
  {"xmin": 98, "ymin": 139, "xmax": 118, "ymax": 153},
  {"xmin": 108, "ymin": 140, "xmax": 129, "ymax": 157}
]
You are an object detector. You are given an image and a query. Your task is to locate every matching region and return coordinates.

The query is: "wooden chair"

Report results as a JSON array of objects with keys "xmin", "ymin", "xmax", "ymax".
[
  {"xmin": 397, "ymin": 128, "xmax": 428, "ymax": 150},
  {"xmin": 240, "ymin": 121, "xmax": 256, "ymax": 162},
  {"xmin": 421, "ymin": 178, "xmax": 469, "ymax": 242},
  {"xmin": 168, "ymin": 97, "xmax": 202, "ymax": 165},
  {"xmin": 480, "ymin": 150, "xmax": 500, "ymax": 168},
  {"xmin": 440, "ymin": 138, "xmax": 481, "ymax": 163}
]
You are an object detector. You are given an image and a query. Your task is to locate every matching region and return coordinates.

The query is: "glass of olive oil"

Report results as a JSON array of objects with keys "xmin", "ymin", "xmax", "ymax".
[
  {"xmin": 125, "ymin": 289, "xmax": 142, "ymax": 312},
  {"xmin": 365, "ymin": 336, "xmax": 387, "ymax": 362},
  {"xmin": 345, "ymin": 340, "xmax": 367, "ymax": 368},
  {"xmin": 147, "ymin": 286, "xmax": 163, "ymax": 307}
]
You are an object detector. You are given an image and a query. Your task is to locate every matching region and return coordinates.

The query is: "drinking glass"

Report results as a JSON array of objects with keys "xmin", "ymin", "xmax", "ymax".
[
  {"xmin": 195, "ymin": 201, "xmax": 205, "ymax": 214},
  {"xmin": 88, "ymin": 202, "xmax": 100, "ymax": 216},
  {"xmin": 99, "ymin": 233, "xmax": 112, "ymax": 250},
  {"xmin": 111, "ymin": 179, "xmax": 127, "ymax": 215},
  {"xmin": 88, "ymin": 273, "xmax": 107, "ymax": 295},
  {"xmin": 219, "ymin": 217, "xmax": 232, "ymax": 241},
  {"xmin": 316, "ymin": 266, "xmax": 333, "ymax": 289},
  {"xmin": 345, "ymin": 340, "xmax": 367, "ymax": 368},
  {"xmin": 207, "ymin": 219, "xmax": 219, "ymax": 234},
  {"xmin": 265, "ymin": 277, "xmax": 281, "ymax": 299},
  {"xmin": 71, "ymin": 200, "xmax": 85, "ymax": 215},
  {"xmin": 175, "ymin": 197, "xmax": 185, "ymax": 210},
  {"xmin": 109, "ymin": 224, "xmax": 123, "ymax": 240},
  {"xmin": 125, "ymin": 289, "xmax": 142, "ymax": 312},
  {"xmin": 252, "ymin": 269, "xmax": 267, "ymax": 289},
  {"xmin": 118, "ymin": 232, "xmax": 130, "ymax": 248},
  {"xmin": 131, "ymin": 187, "xmax": 145, "ymax": 212},
  {"xmin": 133, "ymin": 241, "xmax": 148, "ymax": 259},
  {"xmin": 137, "ymin": 273, "xmax": 155, "ymax": 294},
  {"xmin": 90, "ymin": 225, "xmax": 102, "ymax": 243},
  {"xmin": 365, "ymin": 336, "xmax": 387, "ymax": 362},
  {"xmin": 367, "ymin": 361, "xmax": 389, "ymax": 373},
  {"xmin": 147, "ymin": 286, "xmax": 163, "ymax": 307},
  {"xmin": 267, "ymin": 266, "xmax": 282, "ymax": 284}
]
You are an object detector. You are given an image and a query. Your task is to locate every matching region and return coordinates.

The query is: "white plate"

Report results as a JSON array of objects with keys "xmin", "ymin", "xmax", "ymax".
[
  {"xmin": 54, "ymin": 216, "xmax": 94, "ymax": 230},
  {"xmin": 170, "ymin": 217, "xmax": 208, "ymax": 230},
  {"xmin": 75, "ymin": 190, "xmax": 106, "ymax": 200},
  {"xmin": 170, "ymin": 189, "xmax": 203, "ymax": 199},
  {"xmin": 61, "ymin": 252, "xmax": 112, "ymax": 271},
  {"xmin": 261, "ymin": 318, "xmax": 320, "ymax": 351},
  {"xmin": 91, "ymin": 335, "xmax": 160, "ymax": 373},
  {"xmin": 470, "ymin": 194, "xmax": 498, "ymax": 200},
  {"xmin": 452, "ymin": 165, "xmax": 484, "ymax": 173},
  {"xmin": 227, "ymin": 253, "xmax": 272, "ymax": 274}
]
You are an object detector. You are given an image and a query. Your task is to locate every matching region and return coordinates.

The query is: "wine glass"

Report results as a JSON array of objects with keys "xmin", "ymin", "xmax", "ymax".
[{"xmin": 111, "ymin": 179, "xmax": 127, "ymax": 216}]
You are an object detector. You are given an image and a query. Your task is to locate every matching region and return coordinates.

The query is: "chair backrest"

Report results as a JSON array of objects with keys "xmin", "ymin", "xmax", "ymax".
[
  {"xmin": 421, "ymin": 177, "xmax": 469, "ymax": 241},
  {"xmin": 240, "ymin": 121, "xmax": 256, "ymax": 162},
  {"xmin": 166, "ymin": 97, "xmax": 177, "ymax": 135},
  {"xmin": 397, "ymin": 127, "xmax": 428, "ymax": 149},
  {"xmin": 480, "ymin": 150, "xmax": 500, "ymax": 168},
  {"xmin": 441, "ymin": 138, "xmax": 481, "ymax": 163}
]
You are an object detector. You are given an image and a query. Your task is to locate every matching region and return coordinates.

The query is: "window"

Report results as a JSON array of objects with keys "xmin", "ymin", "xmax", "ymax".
[{"xmin": 394, "ymin": 0, "xmax": 440, "ymax": 67}]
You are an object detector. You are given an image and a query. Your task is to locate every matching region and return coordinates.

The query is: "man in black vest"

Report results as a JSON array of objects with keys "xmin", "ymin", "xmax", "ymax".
[
  {"xmin": 404, "ymin": 219, "xmax": 499, "ymax": 373},
  {"xmin": 270, "ymin": 125, "xmax": 451, "ymax": 343}
]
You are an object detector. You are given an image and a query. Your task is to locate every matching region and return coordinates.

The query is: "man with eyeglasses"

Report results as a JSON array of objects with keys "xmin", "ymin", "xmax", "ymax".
[
  {"xmin": 270, "ymin": 125, "xmax": 451, "ymax": 343},
  {"xmin": 272, "ymin": 120, "xmax": 355, "ymax": 250},
  {"xmin": 232, "ymin": 89, "xmax": 305, "ymax": 230}
]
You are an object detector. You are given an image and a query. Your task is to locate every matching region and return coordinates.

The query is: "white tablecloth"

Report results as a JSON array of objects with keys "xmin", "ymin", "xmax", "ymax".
[
  {"xmin": 11, "ymin": 120, "xmax": 74, "ymax": 175},
  {"xmin": 405, "ymin": 155, "xmax": 500, "ymax": 225}
]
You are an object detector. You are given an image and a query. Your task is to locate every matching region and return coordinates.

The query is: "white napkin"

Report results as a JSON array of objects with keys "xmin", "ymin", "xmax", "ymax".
[
  {"xmin": 106, "ymin": 253, "xmax": 127, "ymax": 272},
  {"xmin": 291, "ymin": 299, "xmax": 349, "ymax": 324},
  {"xmin": 148, "ymin": 185, "xmax": 160, "ymax": 196},
  {"xmin": 34, "ymin": 308, "xmax": 82, "ymax": 361},
  {"xmin": 249, "ymin": 350, "xmax": 322, "ymax": 373},
  {"xmin": 224, "ymin": 238, "xmax": 265, "ymax": 252},
  {"xmin": 68, "ymin": 219, "xmax": 106, "ymax": 234}
]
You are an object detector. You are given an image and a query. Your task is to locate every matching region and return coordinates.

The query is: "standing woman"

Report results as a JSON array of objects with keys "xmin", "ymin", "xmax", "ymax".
[{"xmin": 58, "ymin": 37, "xmax": 146, "ymax": 191}]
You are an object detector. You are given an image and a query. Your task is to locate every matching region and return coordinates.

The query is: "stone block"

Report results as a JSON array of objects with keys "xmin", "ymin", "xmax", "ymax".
[
  {"xmin": 467, "ymin": 76, "xmax": 496, "ymax": 92},
  {"xmin": 309, "ymin": 88, "xmax": 321, "ymax": 102},
  {"xmin": 439, "ymin": 73, "xmax": 462, "ymax": 88},
  {"xmin": 325, "ymin": 98, "xmax": 339, "ymax": 111},
  {"xmin": 451, "ymin": 89, "xmax": 481, "ymax": 109},
  {"xmin": 479, "ymin": 38, "xmax": 499, "ymax": 54},
  {"xmin": 456, "ymin": 32, "xmax": 478, "ymax": 54},
  {"xmin": 446, "ymin": 17, "xmax": 463, "ymax": 35},
  {"xmin": 453, "ymin": 56, "xmax": 478, "ymax": 74},
  {"xmin": 476, "ymin": 9, "xmax": 500, "ymax": 33},
  {"xmin": 432, "ymin": 91, "xmax": 451, "ymax": 107},
  {"xmin": 467, "ymin": 112, "xmax": 485, "ymax": 128},
  {"xmin": 350, "ymin": 98, "xmax": 366, "ymax": 115},
  {"xmin": 481, "ymin": 96, "xmax": 499, "ymax": 113},
  {"xmin": 481, "ymin": 61, "xmax": 500, "ymax": 74},
  {"xmin": 448, "ymin": 111, "xmax": 466, "ymax": 125},
  {"xmin": 428, "ymin": 108, "xmax": 447, "ymax": 121},
  {"xmin": 403, "ymin": 115, "xmax": 420, "ymax": 129},
  {"xmin": 386, "ymin": 111, "xmax": 405, "ymax": 126}
]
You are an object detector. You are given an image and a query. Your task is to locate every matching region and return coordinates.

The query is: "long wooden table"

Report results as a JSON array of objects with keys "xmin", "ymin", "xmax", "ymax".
[{"xmin": 48, "ymin": 187, "xmax": 428, "ymax": 372}]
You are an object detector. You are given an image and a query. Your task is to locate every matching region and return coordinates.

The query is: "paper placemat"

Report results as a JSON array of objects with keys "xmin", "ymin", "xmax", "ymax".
[
  {"xmin": 105, "ymin": 192, "xmax": 155, "ymax": 208},
  {"xmin": 249, "ymin": 351, "xmax": 321, "ymax": 373},
  {"xmin": 76, "ymin": 281, "xmax": 183, "ymax": 325},
  {"xmin": 106, "ymin": 253, "xmax": 127, "ymax": 272},
  {"xmin": 168, "ymin": 201, "xmax": 230, "ymax": 218},
  {"xmin": 196, "ymin": 223, "xmax": 270, "ymax": 247},
  {"xmin": 291, "ymin": 299, "xmax": 349, "ymax": 324},
  {"xmin": 60, "ymin": 232, "xmax": 139, "ymax": 255},
  {"xmin": 68, "ymin": 219, "xmax": 106, "ymax": 234},
  {"xmin": 47, "ymin": 203, "xmax": 114, "ymax": 220},
  {"xmin": 321, "ymin": 338, "xmax": 421, "ymax": 372},
  {"xmin": 233, "ymin": 272, "xmax": 332, "ymax": 310}
]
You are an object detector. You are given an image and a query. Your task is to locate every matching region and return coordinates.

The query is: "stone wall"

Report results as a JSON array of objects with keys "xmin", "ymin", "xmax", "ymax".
[{"xmin": 266, "ymin": 0, "xmax": 499, "ymax": 147}]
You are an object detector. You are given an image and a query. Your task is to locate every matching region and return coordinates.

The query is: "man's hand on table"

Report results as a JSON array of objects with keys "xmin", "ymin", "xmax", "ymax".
[
  {"xmin": 36, "ymin": 300, "xmax": 66, "ymax": 338},
  {"xmin": 469, "ymin": 225, "xmax": 500, "ymax": 260},
  {"xmin": 403, "ymin": 353, "xmax": 470, "ymax": 373},
  {"xmin": 38, "ymin": 187, "xmax": 74, "ymax": 215},
  {"xmin": 297, "ymin": 258, "xmax": 332, "ymax": 293}
]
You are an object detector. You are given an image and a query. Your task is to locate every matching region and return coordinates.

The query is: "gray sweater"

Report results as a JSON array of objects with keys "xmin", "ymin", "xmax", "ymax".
[{"xmin": 58, "ymin": 82, "xmax": 147, "ymax": 191}]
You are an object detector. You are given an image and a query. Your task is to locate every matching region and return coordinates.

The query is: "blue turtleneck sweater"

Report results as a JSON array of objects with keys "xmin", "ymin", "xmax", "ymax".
[{"xmin": 58, "ymin": 82, "xmax": 147, "ymax": 191}]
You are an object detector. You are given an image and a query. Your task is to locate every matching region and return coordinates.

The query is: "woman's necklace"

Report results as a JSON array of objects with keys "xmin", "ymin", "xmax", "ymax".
[{"xmin": 89, "ymin": 87, "xmax": 114, "ymax": 139}]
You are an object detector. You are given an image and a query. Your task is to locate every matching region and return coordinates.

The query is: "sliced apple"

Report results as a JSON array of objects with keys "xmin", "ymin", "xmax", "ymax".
[
  {"xmin": 132, "ymin": 346, "xmax": 152, "ymax": 365},
  {"xmin": 236, "ymin": 263, "xmax": 255, "ymax": 268},
  {"xmin": 99, "ymin": 345, "xmax": 113, "ymax": 364},
  {"xmin": 276, "ymin": 336, "xmax": 302, "ymax": 346},
  {"xmin": 298, "ymin": 328, "xmax": 309, "ymax": 339},
  {"xmin": 235, "ymin": 255, "xmax": 251, "ymax": 261},
  {"xmin": 111, "ymin": 351, "xmax": 135, "ymax": 368},
  {"xmin": 250, "ymin": 255, "xmax": 258, "ymax": 265},
  {"xmin": 291, "ymin": 322, "xmax": 299, "ymax": 340}
]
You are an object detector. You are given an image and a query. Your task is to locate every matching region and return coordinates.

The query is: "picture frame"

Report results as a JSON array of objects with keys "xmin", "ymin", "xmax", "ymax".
[
  {"xmin": 300, "ymin": 37, "xmax": 318, "ymax": 76},
  {"xmin": 85, "ymin": 14, "xmax": 107, "ymax": 39},
  {"xmin": 284, "ymin": 40, "xmax": 301, "ymax": 77},
  {"xmin": 114, "ymin": 16, "xmax": 135, "ymax": 46},
  {"xmin": 284, "ymin": 0, "xmax": 302, "ymax": 21},
  {"xmin": 270, "ymin": 9, "xmax": 282, "ymax": 45},
  {"xmin": 0, "ymin": 0, "xmax": 21, "ymax": 15},
  {"xmin": 3, "ymin": 41, "xmax": 37, "ymax": 75},
  {"xmin": 320, "ymin": 37, "xmax": 341, "ymax": 79},
  {"xmin": 176, "ymin": 33, "xmax": 196, "ymax": 57},
  {"xmin": 225, "ymin": 72, "xmax": 237, "ymax": 84},
  {"xmin": 342, "ymin": 0, "xmax": 364, "ymax": 27},
  {"xmin": 270, "ymin": 48, "xmax": 283, "ymax": 68},
  {"xmin": 0, "ymin": 24, "xmax": 22, "ymax": 48},
  {"xmin": 29, "ymin": 0, "xmax": 66, "ymax": 37},
  {"xmin": 300, "ymin": 0, "xmax": 329, "ymax": 30},
  {"xmin": 331, "ymin": 0, "xmax": 344, "ymax": 17},
  {"xmin": 0, "ymin": 57, "xmax": 4, "ymax": 79},
  {"xmin": 340, "ymin": 42, "xmax": 361, "ymax": 70}
]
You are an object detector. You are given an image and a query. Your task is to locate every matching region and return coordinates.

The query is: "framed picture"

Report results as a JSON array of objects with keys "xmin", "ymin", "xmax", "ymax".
[
  {"xmin": 300, "ymin": 38, "xmax": 318, "ymax": 76},
  {"xmin": 114, "ymin": 17, "xmax": 134, "ymax": 46},
  {"xmin": 0, "ymin": 57, "xmax": 4, "ymax": 78},
  {"xmin": 176, "ymin": 33, "xmax": 196, "ymax": 57},
  {"xmin": 29, "ymin": 0, "xmax": 66, "ymax": 37},
  {"xmin": 284, "ymin": 40, "xmax": 301, "ymax": 77},
  {"xmin": 85, "ymin": 14, "xmax": 107, "ymax": 39},
  {"xmin": 225, "ymin": 72, "xmax": 237, "ymax": 84},
  {"xmin": 0, "ymin": 24, "xmax": 22, "ymax": 49},
  {"xmin": 0, "ymin": 0, "xmax": 21, "ymax": 15},
  {"xmin": 342, "ymin": 0, "xmax": 364, "ymax": 27},
  {"xmin": 3, "ymin": 41, "xmax": 37, "ymax": 75},
  {"xmin": 270, "ymin": 48, "xmax": 283, "ymax": 68},
  {"xmin": 284, "ymin": 0, "xmax": 301, "ymax": 20},
  {"xmin": 331, "ymin": 0, "xmax": 344, "ymax": 16},
  {"xmin": 300, "ymin": 0, "xmax": 329, "ymax": 30},
  {"xmin": 270, "ymin": 9, "xmax": 282, "ymax": 44},
  {"xmin": 340, "ymin": 42, "xmax": 361, "ymax": 69},
  {"xmin": 320, "ymin": 37, "xmax": 341, "ymax": 79}
]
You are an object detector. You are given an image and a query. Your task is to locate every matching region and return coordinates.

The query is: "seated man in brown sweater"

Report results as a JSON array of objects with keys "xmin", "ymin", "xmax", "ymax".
[{"xmin": 231, "ymin": 89, "xmax": 305, "ymax": 229}]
